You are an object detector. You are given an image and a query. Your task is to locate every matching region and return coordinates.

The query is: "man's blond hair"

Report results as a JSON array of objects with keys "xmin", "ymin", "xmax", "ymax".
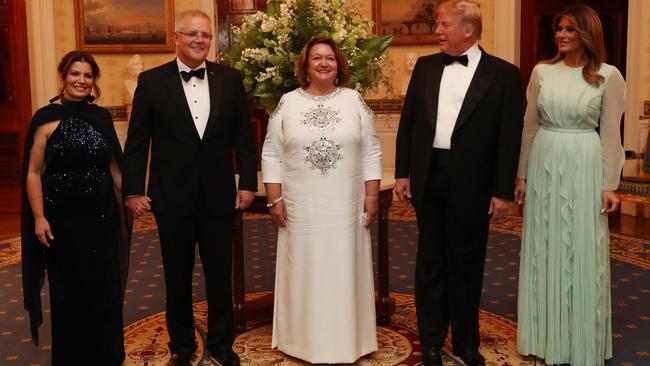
[{"xmin": 436, "ymin": 0, "xmax": 482, "ymax": 40}]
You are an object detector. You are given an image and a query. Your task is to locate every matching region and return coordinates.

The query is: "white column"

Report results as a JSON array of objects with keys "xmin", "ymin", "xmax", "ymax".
[
  {"xmin": 620, "ymin": 0, "xmax": 648, "ymax": 216},
  {"xmin": 25, "ymin": 0, "xmax": 58, "ymax": 112},
  {"xmin": 493, "ymin": 0, "xmax": 520, "ymax": 66},
  {"xmin": 622, "ymin": 0, "xmax": 648, "ymax": 177}
]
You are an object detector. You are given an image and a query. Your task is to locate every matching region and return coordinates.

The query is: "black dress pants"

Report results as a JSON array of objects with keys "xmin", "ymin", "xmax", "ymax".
[
  {"xmin": 414, "ymin": 148, "xmax": 489, "ymax": 353},
  {"xmin": 154, "ymin": 205, "xmax": 235, "ymax": 356}
]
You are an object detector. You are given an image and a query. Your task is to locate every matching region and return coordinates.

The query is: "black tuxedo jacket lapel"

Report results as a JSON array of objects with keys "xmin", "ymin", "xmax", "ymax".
[
  {"xmin": 163, "ymin": 61, "xmax": 202, "ymax": 141},
  {"xmin": 453, "ymin": 50, "xmax": 495, "ymax": 133},
  {"xmin": 203, "ymin": 62, "xmax": 222, "ymax": 140},
  {"xmin": 426, "ymin": 55, "xmax": 445, "ymax": 132}
]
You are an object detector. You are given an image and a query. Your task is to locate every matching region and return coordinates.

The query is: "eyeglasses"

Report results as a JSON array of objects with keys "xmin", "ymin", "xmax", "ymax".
[{"xmin": 177, "ymin": 31, "xmax": 213, "ymax": 40}]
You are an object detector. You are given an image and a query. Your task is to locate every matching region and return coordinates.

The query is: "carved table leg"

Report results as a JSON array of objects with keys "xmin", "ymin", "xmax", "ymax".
[{"xmin": 376, "ymin": 188, "xmax": 395, "ymax": 325}]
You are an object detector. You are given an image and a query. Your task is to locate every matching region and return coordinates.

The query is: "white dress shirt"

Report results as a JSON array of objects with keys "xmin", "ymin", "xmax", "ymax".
[
  {"xmin": 177, "ymin": 59, "xmax": 210, "ymax": 139},
  {"xmin": 433, "ymin": 43, "xmax": 482, "ymax": 149}
]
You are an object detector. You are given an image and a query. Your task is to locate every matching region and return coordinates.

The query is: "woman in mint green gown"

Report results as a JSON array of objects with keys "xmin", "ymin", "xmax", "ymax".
[{"xmin": 514, "ymin": 5, "xmax": 626, "ymax": 366}]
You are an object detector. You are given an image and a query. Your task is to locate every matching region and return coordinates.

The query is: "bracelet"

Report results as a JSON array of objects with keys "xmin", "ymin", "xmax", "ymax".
[
  {"xmin": 366, "ymin": 194, "xmax": 379, "ymax": 197},
  {"xmin": 266, "ymin": 196, "xmax": 283, "ymax": 208}
]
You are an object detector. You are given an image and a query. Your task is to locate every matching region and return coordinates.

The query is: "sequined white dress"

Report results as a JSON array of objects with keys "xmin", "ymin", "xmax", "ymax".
[{"xmin": 262, "ymin": 87, "xmax": 382, "ymax": 363}]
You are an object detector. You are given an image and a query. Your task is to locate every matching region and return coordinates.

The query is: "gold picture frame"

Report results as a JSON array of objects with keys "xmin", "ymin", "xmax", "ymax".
[
  {"xmin": 75, "ymin": 0, "xmax": 175, "ymax": 53},
  {"xmin": 373, "ymin": 0, "xmax": 440, "ymax": 45}
]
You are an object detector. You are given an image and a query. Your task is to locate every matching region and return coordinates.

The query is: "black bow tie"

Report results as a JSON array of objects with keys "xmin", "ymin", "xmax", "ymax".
[
  {"xmin": 443, "ymin": 54, "xmax": 469, "ymax": 66},
  {"xmin": 180, "ymin": 68, "xmax": 206, "ymax": 82}
]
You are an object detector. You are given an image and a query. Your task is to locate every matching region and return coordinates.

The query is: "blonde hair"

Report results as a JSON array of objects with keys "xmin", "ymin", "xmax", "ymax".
[
  {"xmin": 542, "ymin": 5, "xmax": 606, "ymax": 87},
  {"xmin": 436, "ymin": 0, "xmax": 482, "ymax": 40}
]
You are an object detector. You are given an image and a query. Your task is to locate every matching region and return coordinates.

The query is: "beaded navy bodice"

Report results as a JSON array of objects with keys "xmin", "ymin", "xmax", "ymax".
[{"xmin": 42, "ymin": 114, "xmax": 114, "ymax": 215}]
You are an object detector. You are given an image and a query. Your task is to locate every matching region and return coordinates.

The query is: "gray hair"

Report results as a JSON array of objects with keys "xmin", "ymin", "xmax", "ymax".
[{"xmin": 175, "ymin": 9, "xmax": 211, "ymax": 31}]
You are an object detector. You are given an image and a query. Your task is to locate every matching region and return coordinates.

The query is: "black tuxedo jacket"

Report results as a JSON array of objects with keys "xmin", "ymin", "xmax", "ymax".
[
  {"xmin": 122, "ymin": 60, "xmax": 257, "ymax": 215},
  {"xmin": 395, "ymin": 49, "xmax": 523, "ymax": 223}
]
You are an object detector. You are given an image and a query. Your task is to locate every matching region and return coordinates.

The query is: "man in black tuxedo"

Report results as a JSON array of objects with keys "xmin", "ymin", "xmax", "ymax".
[
  {"xmin": 395, "ymin": 1, "xmax": 522, "ymax": 365},
  {"xmin": 122, "ymin": 9, "xmax": 257, "ymax": 366}
]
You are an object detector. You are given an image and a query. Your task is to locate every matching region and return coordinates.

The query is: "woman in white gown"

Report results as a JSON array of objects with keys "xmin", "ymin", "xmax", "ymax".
[{"xmin": 262, "ymin": 36, "xmax": 382, "ymax": 363}]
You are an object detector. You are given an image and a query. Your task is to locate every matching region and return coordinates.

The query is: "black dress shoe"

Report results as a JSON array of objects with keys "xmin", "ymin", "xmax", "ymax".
[
  {"xmin": 209, "ymin": 348, "xmax": 241, "ymax": 366},
  {"xmin": 167, "ymin": 353, "xmax": 192, "ymax": 366},
  {"xmin": 421, "ymin": 347, "xmax": 443, "ymax": 366},
  {"xmin": 453, "ymin": 349, "xmax": 485, "ymax": 366}
]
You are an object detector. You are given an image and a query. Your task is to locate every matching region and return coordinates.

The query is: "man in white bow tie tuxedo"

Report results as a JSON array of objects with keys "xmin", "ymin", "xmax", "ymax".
[
  {"xmin": 122, "ymin": 9, "xmax": 257, "ymax": 366},
  {"xmin": 395, "ymin": 1, "xmax": 523, "ymax": 365}
]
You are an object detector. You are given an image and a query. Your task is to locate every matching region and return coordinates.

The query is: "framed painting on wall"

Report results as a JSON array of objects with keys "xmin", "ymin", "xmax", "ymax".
[
  {"xmin": 75, "ymin": 0, "xmax": 175, "ymax": 53},
  {"xmin": 231, "ymin": 0, "xmax": 256, "ymax": 12},
  {"xmin": 373, "ymin": 0, "xmax": 441, "ymax": 45}
]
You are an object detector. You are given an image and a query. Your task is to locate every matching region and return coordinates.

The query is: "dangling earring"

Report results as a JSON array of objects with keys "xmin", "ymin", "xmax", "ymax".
[
  {"xmin": 307, "ymin": 75, "xmax": 310, "ymax": 84},
  {"xmin": 335, "ymin": 77, "xmax": 339, "ymax": 86}
]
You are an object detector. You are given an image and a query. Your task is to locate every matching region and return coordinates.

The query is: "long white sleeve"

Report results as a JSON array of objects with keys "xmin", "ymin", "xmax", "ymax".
[
  {"xmin": 261, "ymin": 96, "xmax": 286, "ymax": 183},
  {"xmin": 599, "ymin": 66, "xmax": 626, "ymax": 191},
  {"xmin": 517, "ymin": 64, "xmax": 543, "ymax": 180},
  {"xmin": 357, "ymin": 93, "xmax": 383, "ymax": 181}
]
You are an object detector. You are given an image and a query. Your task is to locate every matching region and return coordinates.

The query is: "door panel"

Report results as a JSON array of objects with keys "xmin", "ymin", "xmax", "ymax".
[
  {"xmin": 520, "ymin": 0, "xmax": 628, "ymax": 88},
  {"xmin": 0, "ymin": 0, "xmax": 31, "ymax": 213}
]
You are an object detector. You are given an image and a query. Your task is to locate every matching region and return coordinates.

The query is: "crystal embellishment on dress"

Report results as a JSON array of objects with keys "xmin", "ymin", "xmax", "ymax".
[
  {"xmin": 301, "ymin": 103, "xmax": 341, "ymax": 133},
  {"xmin": 297, "ymin": 87, "xmax": 343, "ymax": 102},
  {"xmin": 357, "ymin": 93, "xmax": 375, "ymax": 118},
  {"xmin": 304, "ymin": 136, "xmax": 343, "ymax": 175},
  {"xmin": 270, "ymin": 97, "xmax": 285, "ymax": 120}
]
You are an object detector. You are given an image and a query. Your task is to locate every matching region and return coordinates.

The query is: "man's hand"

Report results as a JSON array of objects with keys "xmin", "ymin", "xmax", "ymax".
[
  {"xmin": 125, "ymin": 195, "xmax": 152, "ymax": 219},
  {"xmin": 395, "ymin": 178, "xmax": 412, "ymax": 205},
  {"xmin": 488, "ymin": 196, "xmax": 510, "ymax": 219},
  {"xmin": 235, "ymin": 190, "xmax": 255, "ymax": 210}
]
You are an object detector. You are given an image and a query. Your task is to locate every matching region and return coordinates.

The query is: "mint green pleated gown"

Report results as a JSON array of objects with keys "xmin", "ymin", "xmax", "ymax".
[{"xmin": 516, "ymin": 62, "xmax": 626, "ymax": 366}]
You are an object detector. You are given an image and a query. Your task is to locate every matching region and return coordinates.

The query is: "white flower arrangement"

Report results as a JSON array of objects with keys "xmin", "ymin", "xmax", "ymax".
[{"xmin": 226, "ymin": 0, "xmax": 392, "ymax": 113}]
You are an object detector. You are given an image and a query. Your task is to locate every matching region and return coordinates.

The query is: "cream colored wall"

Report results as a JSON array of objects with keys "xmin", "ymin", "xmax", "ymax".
[
  {"xmin": 52, "ymin": 0, "xmax": 205, "ymax": 107},
  {"xmin": 640, "ymin": 1, "xmax": 650, "ymax": 100}
]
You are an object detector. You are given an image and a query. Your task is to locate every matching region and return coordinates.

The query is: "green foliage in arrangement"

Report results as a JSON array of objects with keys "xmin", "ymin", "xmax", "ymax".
[{"xmin": 225, "ymin": 0, "xmax": 392, "ymax": 113}]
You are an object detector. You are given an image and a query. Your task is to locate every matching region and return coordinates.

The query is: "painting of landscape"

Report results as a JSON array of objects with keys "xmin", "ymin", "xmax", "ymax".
[{"xmin": 75, "ymin": 0, "xmax": 174, "ymax": 52}]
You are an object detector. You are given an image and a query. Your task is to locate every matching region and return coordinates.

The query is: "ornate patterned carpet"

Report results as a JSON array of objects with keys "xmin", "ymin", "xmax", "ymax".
[{"xmin": 0, "ymin": 206, "xmax": 648, "ymax": 365}]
